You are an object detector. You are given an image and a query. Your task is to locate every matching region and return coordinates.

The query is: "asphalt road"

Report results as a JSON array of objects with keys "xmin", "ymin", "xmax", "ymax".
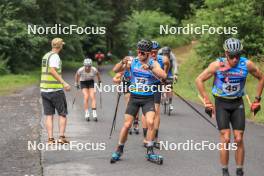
[{"xmin": 1, "ymin": 65, "xmax": 264, "ymax": 176}]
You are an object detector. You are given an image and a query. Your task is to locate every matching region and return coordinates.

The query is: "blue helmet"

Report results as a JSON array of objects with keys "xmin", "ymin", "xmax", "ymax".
[{"xmin": 152, "ymin": 41, "xmax": 160, "ymax": 50}]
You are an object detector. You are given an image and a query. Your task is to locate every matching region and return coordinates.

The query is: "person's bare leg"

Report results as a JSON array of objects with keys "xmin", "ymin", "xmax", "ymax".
[
  {"xmin": 82, "ymin": 88, "xmax": 89, "ymax": 112},
  {"xmin": 145, "ymin": 111, "xmax": 156, "ymax": 144},
  {"xmin": 154, "ymin": 103, "xmax": 160, "ymax": 142},
  {"xmin": 118, "ymin": 114, "xmax": 134, "ymax": 145},
  {"xmin": 45, "ymin": 115, "xmax": 54, "ymax": 139},
  {"xmin": 141, "ymin": 114, "xmax": 148, "ymax": 143},
  {"xmin": 89, "ymin": 88, "xmax": 96, "ymax": 109},
  {"xmin": 59, "ymin": 116, "xmax": 67, "ymax": 137},
  {"xmin": 234, "ymin": 130, "xmax": 245, "ymax": 167},
  {"xmin": 220, "ymin": 129, "xmax": 231, "ymax": 166}
]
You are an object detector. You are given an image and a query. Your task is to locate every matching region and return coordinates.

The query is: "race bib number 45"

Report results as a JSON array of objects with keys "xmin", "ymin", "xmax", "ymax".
[{"xmin": 222, "ymin": 83, "xmax": 240, "ymax": 95}]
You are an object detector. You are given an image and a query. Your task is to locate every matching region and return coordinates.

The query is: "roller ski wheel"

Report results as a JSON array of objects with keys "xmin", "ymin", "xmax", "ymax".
[
  {"xmin": 128, "ymin": 128, "xmax": 132, "ymax": 135},
  {"xmin": 134, "ymin": 128, "xmax": 139, "ymax": 135},
  {"xmin": 146, "ymin": 153, "xmax": 163, "ymax": 165},
  {"xmin": 110, "ymin": 151, "xmax": 122, "ymax": 164}
]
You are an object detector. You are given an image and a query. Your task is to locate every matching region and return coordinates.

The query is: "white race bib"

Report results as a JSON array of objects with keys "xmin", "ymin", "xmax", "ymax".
[{"xmin": 222, "ymin": 82, "xmax": 240, "ymax": 95}]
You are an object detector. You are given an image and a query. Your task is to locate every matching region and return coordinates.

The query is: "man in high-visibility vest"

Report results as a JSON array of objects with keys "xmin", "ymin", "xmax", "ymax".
[{"xmin": 40, "ymin": 38, "xmax": 71, "ymax": 144}]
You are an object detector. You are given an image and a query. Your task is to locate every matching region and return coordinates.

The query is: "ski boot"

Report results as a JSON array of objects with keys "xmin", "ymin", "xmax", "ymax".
[
  {"xmin": 110, "ymin": 145, "xmax": 124, "ymax": 164},
  {"xmin": 222, "ymin": 168, "xmax": 230, "ymax": 176},
  {"xmin": 92, "ymin": 110, "xmax": 98, "ymax": 122},
  {"xmin": 145, "ymin": 146, "xmax": 163, "ymax": 165},
  {"xmin": 110, "ymin": 151, "xmax": 122, "ymax": 163},
  {"xmin": 236, "ymin": 168, "xmax": 244, "ymax": 176},
  {"xmin": 85, "ymin": 111, "xmax": 90, "ymax": 121},
  {"xmin": 154, "ymin": 141, "xmax": 160, "ymax": 149}
]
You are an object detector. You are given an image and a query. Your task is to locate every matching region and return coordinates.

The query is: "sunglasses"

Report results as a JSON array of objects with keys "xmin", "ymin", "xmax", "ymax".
[
  {"xmin": 138, "ymin": 50, "xmax": 149, "ymax": 56},
  {"xmin": 228, "ymin": 54, "xmax": 240, "ymax": 60}
]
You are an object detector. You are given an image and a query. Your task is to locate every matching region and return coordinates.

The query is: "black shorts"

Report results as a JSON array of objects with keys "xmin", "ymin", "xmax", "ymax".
[
  {"xmin": 41, "ymin": 90, "xmax": 68, "ymax": 117},
  {"xmin": 215, "ymin": 96, "xmax": 245, "ymax": 131},
  {"xmin": 80, "ymin": 80, "xmax": 94, "ymax": 89},
  {"xmin": 125, "ymin": 94, "xmax": 155, "ymax": 117},
  {"xmin": 122, "ymin": 80, "xmax": 130, "ymax": 94},
  {"xmin": 154, "ymin": 83, "xmax": 162, "ymax": 104}
]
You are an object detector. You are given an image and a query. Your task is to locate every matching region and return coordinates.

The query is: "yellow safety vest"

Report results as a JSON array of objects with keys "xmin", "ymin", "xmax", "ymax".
[{"xmin": 40, "ymin": 51, "xmax": 63, "ymax": 89}]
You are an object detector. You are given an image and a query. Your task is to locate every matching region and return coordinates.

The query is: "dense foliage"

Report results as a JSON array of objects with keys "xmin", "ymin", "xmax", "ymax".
[{"xmin": 0, "ymin": 0, "xmax": 263, "ymax": 73}]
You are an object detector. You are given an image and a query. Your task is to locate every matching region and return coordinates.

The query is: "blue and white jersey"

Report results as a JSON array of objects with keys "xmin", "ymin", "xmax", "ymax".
[
  {"xmin": 129, "ymin": 58, "xmax": 157, "ymax": 96},
  {"xmin": 212, "ymin": 57, "xmax": 248, "ymax": 97},
  {"xmin": 152, "ymin": 55, "xmax": 164, "ymax": 84}
]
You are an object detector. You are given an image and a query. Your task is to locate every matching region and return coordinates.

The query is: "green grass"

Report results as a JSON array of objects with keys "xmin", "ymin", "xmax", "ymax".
[
  {"xmin": 0, "ymin": 71, "xmax": 40, "ymax": 95},
  {"xmin": 63, "ymin": 60, "xmax": 83, "ymax": 70},
  {"xmin": 174, "ymin": 49, "xmax": 264, "ymax": 123}
]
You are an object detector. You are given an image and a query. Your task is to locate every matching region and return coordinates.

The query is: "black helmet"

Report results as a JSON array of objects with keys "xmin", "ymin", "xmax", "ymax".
[
  {"xmin": 223, "ymin": 38, "xmax": 243, "ymax": 55},
  {"xmin": 137, "ymin": 39, "xmax": 152, "ymax": 52},
  {"xmin": 162, "ymin": 46, "xmax": 171, "ymax": 55}
]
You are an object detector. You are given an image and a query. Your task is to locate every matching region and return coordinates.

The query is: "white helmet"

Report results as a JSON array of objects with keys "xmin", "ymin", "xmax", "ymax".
[
  {"xmin": 223, "ymin": 38, "xmax": 243, "ymax": 55},
  {"xmin": 83, "ymin": 58, "xmax": 92, "ymax": 66}
]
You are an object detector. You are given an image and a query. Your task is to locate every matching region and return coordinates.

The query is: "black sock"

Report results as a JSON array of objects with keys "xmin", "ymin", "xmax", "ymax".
[
  {"xmin": 117, "ymin": 144, "xmax": 124, "ymax": 153},
  {"xmin": 92, "ymin": 108, "xmax": 96, "ymax": 110},
  {"xmin": 155, "ymin": 129, "xmax": 159, "ymax": 139},
  {"xmin": 146, "ymin": 142, "xmax": 154, "ymax": 154},
  {"xmin": 143, "ymin": 128, "xmax": 148, "ymax": 138},
  {"xmin": 169, "ymin": 98, "xmax": 172, "ymax": 104}
]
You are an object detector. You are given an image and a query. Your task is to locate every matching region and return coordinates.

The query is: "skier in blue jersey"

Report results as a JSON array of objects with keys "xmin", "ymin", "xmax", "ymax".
[
  {"xmin": 110, "ymin": 39, "xmax": 167, "ymax": 164},
  {"xmin": 196, "ymin": 38, "xmax": 264, "ymax": 176},
  {"xmin": 141, "ymin": 41, "xmax": 170, "ymax": 148}
]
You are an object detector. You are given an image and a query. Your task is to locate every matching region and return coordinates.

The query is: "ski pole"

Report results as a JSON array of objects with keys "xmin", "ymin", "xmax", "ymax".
[
  {"xmin": 72, "ymin": 88, "xmax": 79, "ymax": 109},
  {"xmin": 245, "ymin": 94, "xmax": 256, "ymax": 118},
  {"xmin": 109, "ymin": 92, "xmax": 122, "ymax": 139},
  {"xmin": 99, "ymin": 83, "xmax": 102, "ymax": 109},
  {"xmin": 173, "ymin": 90, "xmax": 218, "ymax": 129}
]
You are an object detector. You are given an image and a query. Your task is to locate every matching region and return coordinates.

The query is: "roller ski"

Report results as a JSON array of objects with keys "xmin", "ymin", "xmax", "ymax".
[{"xmin": 145, "ymin": 152, "xmax": 163, "ymax": 165}]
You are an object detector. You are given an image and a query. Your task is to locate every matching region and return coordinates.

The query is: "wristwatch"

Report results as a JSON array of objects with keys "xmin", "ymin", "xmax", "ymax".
[
  {"xmin": 255, "ymin": 96, "xmax": 261, "ymax": 102},
  {"xmin": 148, "ymin": 64, "xmax": 153, "ymax": 70}
]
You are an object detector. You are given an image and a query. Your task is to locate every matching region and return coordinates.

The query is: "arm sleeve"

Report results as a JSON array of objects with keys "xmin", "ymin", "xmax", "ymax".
[{"xmin": 49, "ymin": 54, "xmax": 60, "ymax": 68}]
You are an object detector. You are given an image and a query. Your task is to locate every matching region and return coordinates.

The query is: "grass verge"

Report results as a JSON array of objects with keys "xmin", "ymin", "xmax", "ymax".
[{"xmin": 0, "ymin": 71, "xmax": 40, "ymax": 96}]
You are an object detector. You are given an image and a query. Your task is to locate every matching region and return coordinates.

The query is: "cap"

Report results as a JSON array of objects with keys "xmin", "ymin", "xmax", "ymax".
[{"xmin": 51, "ymin": 38, "xmax": 65, "ymax": 48}]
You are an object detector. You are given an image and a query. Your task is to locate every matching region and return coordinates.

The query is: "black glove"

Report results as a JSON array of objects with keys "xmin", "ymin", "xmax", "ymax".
[{"xmin": 205, "ymin": 107, "xmax": 213, "ymax": 118}]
